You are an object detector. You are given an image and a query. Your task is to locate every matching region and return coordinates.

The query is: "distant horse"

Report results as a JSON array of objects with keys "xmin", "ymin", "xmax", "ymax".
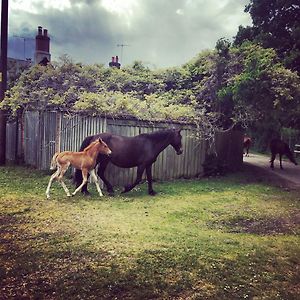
[
  {"xmin": 74, "ymin": 129, "xmax": 183, "ymax": 196},
  {"xmin": 270, "ymin": 138, "xmax": 298, "ymax": 169},
  {"xmin": 46, "ymin": 138, "xmax": 111, "ymax": 199},
  {"xmin": 243, "ymin": 136, "xmax": 251, "ymax": 157}
]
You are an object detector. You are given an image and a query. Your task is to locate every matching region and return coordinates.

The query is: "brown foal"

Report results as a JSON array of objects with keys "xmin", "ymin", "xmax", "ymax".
[{"xmin": 46, "ymin": 138, "xmax": 111, "ymax": 199}]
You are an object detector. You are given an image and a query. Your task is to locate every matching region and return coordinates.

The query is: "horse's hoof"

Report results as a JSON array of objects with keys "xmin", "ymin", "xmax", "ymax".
[
  {"xmin": 149, "ymin": 190, "xmax": 157, "ymax": 196},
  {"xmin": 82, "ymin": 190, "xmax": 91, "ymax": 196},
  {"xmin": 108, "ymin": 192, "xmax": 115, "ymax": 197}
]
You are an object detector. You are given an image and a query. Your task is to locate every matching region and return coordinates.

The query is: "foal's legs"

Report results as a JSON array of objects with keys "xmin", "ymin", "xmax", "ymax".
[
  {"xmin": 72, "ymin": 169, "xmax": 89, "ymax": 196},
  {"xmin": 74, "ymin": 168, "xmax": 90, "ymax": 195},
  {"xmin": 45, "ymin": 165, "xmax": 71, "ymax": 199},
  {"xmin": 46, "ymin": 167, "xmax": 60, "ymax": 199},
  {"xmin": 57, "ymin": 166, "xmax": 71, "ymax": 197},
  {"xmin": 90, "ymin": 169, "xmax": 103, "ymax": 197}
]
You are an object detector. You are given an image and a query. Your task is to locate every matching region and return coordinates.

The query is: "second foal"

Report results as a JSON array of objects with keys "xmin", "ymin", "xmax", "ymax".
[{"xmin": 46, "ymin": 138, "xmax": 111, "ymax": 199}]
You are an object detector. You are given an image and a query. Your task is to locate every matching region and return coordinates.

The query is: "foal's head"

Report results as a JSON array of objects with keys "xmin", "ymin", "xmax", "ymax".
[
  {"xmin": 86, "ymin": 138, "xmax": 112, "ymax": 156},
  {"xmin": 96, "ymin": 138, "xmax": 112, "ymax": 156},
  {"xmin": 170, "ymin": 128, "xmax": 183, "ymax": 155}
]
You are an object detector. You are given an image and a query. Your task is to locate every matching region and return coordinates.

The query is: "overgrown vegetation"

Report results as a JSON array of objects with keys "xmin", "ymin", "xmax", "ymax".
[
  {"xmin": 0, "ymin": 166, "xmax": 299, "ymax": 299},
  {"xmin": 2, "ymin": 41, "xmax": 300, "ymax": 144},
  {"xmin": 2, "ymin": 1, "xmax": 300, "ymax": 148},
  {"xmin": 234, "ymin": 0, "xmax": 300, "ymax": 75}
]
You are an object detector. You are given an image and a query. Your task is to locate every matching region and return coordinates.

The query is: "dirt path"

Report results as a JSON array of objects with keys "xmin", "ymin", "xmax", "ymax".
[{"xmin": 243, "ymin": 153, "xmax": 300, "ymax": 190}]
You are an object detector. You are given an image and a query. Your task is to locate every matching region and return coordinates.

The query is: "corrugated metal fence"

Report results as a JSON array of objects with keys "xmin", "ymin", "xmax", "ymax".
[{"xmin": 6, "ymin": 110, "xmax": 243, "ymax": 186}]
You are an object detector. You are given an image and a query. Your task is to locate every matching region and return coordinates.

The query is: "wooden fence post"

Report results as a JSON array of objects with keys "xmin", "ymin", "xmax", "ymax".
[{"xmin": 55, "ymin": 112, "xmax": 61, "ymax": 152}]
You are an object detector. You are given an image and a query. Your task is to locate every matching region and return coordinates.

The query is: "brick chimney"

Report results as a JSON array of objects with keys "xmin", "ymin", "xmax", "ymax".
[
  {"xmin": 109, "ymin": 55, "xmax": 121, "ymax": 69},
  {"xmin": 34, "ymin": 26, "xmax": 51, "ymax": 65}
]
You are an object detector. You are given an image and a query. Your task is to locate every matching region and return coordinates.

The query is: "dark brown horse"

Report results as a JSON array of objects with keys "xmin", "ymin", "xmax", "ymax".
[
  {"xmin": 74, "ymin": 129, "xmax": 183, "ymax": 195},
  {"xmin": 270, "ymin": 138, "xmax": 298, "ymax": 169},
  {"xmin": 243, "ymin": 136, "xmax": 251, "ymax": 157}
]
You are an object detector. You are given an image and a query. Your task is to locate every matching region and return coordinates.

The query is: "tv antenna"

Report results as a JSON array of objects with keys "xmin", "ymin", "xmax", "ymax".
[{"xmin": 117, "ymin": 43, "xmax": 129, "ymax": 64}]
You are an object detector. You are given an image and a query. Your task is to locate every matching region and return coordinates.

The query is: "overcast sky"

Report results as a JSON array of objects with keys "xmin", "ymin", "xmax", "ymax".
[{"xmin": 6, "ymin": 0, "xmax": 252, "ymax": 68}]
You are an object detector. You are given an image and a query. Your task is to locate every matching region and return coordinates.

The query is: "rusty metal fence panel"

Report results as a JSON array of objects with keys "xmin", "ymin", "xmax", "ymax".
[
  {"xmin": 39, "ymin": 111, "xmax": 57, "ymax": 170},
  {"xmin": 5, "ymin": 121, "xmax": 17, "ymax": 162},
  {"xmin": 6, "ymin": 110, "xmax": 243, "ymax": 186},
  {"xmin": 24, "ymin": 111, "xmax": 40, "ymax": 167}
]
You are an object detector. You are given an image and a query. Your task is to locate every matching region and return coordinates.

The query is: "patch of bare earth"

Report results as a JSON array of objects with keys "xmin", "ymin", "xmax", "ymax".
[{"xmin": 210, "ymin": 213, "xmax": 300, "ymax": 235}]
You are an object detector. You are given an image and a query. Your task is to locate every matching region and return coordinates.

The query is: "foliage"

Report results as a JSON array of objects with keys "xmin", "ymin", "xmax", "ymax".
[
  {"xmin": 0, "ymin": 165, "xmax": 299, "ymax": 299},
  {"xmin": 202, "ymin": 153, "xmax": 228, "ymax": 176},
  {"xmin": 2, "ymin": 42, "xmax": 300, "ymax": 145},
  {"xmin": 234, "ymin": 0, "xmax": 300, "ymax": 74},
  {"xmin": 218, "ymin": 43, "xmax": 300, "ymax": 144},
  {"xmin": 74, "ymin": 91, "xmax": 195, "ymax": 121},
  {"xmin": 1, "ymin": 56, "xmax": 195, "ymax": 123}
]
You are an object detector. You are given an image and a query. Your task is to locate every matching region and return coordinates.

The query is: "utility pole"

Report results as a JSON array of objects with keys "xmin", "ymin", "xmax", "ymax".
[
  {"xmin": 0, "ymin": 0, "xmax": 8, "ymax": 165},
  {"xmin": 117, "ymin": 43, "xmax": 129, "ymax": 65}
]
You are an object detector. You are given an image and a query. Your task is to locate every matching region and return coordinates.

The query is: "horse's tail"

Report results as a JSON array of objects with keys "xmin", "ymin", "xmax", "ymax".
[
  {"xmin": 73, "ymin": 135, "xmax": 95, "ymax": 186},
  {"xmin": 285, "ymin": 145, "xmax": 298, "ymax": 165},
  {"xmin": 50, "ymin": 152, "xmax": 59, "ymax": 170}
]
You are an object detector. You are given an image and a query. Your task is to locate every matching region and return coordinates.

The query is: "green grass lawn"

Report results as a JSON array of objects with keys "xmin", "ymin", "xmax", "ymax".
[{"xmin": 0, "ymin": 166, "xmax": 299, "ymax": 299}]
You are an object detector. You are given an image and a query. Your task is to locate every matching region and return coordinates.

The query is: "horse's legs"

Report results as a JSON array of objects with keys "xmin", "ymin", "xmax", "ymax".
[
  {"xmin": 270, "ymin": 153, "xmax": 276, "ymax": 169},
  {"xmin": 146, "ymin": 164, "xmax": 156, "ymax": 196},
  {"xmin": 90, "ymin": 169, "xmax": 103, "ymax": 197},
  {"xmin": 45, "ymin": 167, "xmax": 60, "ymax": 199},
  {"xmin": 122, "ymin": 164, "xmax": 146, "ymax": 193},
  {"xmin": 72, "ymin": 169, "xmax": 88, "ymax": 196},
  {"xmin": 279, "ymin": 154, "xmax": 283, "ymax": 169},
  {"xmin": 97, "ymin": 159, "xmax": 114, "ymax": 195},
  {"xmin": 57, "ymin": 165, "xmax": 71, "ymax": 197}
]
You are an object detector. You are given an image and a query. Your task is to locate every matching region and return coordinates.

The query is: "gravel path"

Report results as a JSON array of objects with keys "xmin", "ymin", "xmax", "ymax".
[{"xmin": 243, "ymin": 153, "xmax": 300, "ymax": 190}]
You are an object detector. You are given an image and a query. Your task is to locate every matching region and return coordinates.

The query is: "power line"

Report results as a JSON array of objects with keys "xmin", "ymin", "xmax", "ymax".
[{"xmin": 117, "ymin": 43, "xmax": 129, "ymax": 64}]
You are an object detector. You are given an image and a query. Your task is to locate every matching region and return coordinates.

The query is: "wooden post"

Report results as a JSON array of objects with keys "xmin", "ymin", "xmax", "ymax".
[
  {"xmin": 0, "ymin": 0, "xmax": 9, "ymax": 165},
  {"xmin": 55, "ymin": 112, "xmax": 61, "ymax": 152}
]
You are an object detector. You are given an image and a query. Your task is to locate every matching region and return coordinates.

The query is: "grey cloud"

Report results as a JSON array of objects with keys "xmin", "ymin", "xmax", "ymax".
[{"xmin": 8, "ymin": 0, "xmax": 251, "ymax": 67}]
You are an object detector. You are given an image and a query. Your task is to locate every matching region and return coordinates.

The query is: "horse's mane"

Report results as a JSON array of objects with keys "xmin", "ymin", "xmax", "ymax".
[
  {"xmin": 142, "ymin": 129, "xmax": 175, "ymax": 141},
  {"xmin": 83, "ymin": 140, "xmax": 98, "ymax": 152}
]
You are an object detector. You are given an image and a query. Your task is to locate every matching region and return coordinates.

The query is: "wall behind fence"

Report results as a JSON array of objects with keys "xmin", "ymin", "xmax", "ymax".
[{"xmin": 6, "ymin": 111, "xmax": 243, "ymax": 187}]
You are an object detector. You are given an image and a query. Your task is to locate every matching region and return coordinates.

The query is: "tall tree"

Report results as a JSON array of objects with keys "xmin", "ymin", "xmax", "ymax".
[{"xmin": 234, "ymin": 0, "xmax": 300, "ymax": 73}]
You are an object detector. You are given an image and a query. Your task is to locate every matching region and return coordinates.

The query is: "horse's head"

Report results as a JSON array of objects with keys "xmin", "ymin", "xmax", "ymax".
[
  {"xmin": 97, "ymin": 138, "xmax": 112, "ymax": 156},
  {"xmin": 170, "ymin": 128, "xmax": 183, "ymax": 155}
]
